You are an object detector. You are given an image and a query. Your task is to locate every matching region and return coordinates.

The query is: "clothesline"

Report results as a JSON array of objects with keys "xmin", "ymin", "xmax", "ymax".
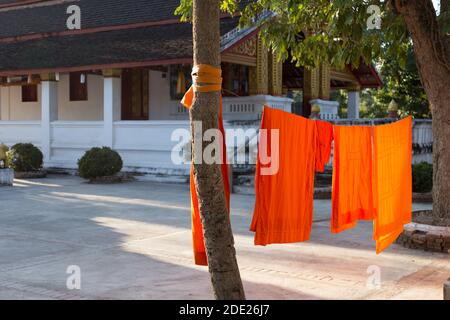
[
  {"xmin": 252, "ymin": 106, "xmax": 412, "ymax": 254},
  {"xmin": 181, "ymin": 65, "xmax": 413, "ymax": 266}
]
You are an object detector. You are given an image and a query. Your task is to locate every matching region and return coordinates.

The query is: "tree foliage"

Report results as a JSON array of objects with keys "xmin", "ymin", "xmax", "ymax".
[
  {"xmin": 239, "ymin": 0, "xmax": 413, "ymax": 70},
  {"xmin": 176, "ymin": 0, "xmax": 442, "ymax": 118},
  {"xmin": 329, "ymin": 45, "xmax": 431, "ymax": 119},
  {"xmin": 361, "ymin": 43, "xmax": 431, "ymax": 118},
  {"xmin": 177, "ymin": 0, "xmax": 444, "ymax": 71},
  {"xmin": 175, "ymin": 0, "xmax": 238, "ymax": 21}
]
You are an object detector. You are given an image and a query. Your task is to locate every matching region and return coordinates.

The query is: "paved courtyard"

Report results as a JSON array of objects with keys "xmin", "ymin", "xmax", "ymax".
[{"xmin": 0, "ymin": 175, "xmax": 448, "ymax": 300}]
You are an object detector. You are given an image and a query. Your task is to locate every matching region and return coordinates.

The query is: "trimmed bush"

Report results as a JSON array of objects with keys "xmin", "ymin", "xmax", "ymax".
[
  {"xmin": 412, "ymin": 162, "xmax": 433, "ymax": 193},
  {"xmin": 78, "ymin": 147, "xmax": 123, "ymax": 180},
  {"xmin": 6, "ymin": 143, "xmax": 43, "ymax": 172},
  {"xmin": 0, "ymin": 143, "xmax": 9, "ymax": 168}
]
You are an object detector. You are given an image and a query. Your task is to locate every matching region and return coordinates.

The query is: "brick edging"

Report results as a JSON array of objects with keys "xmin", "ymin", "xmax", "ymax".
[{"xmin": 396, "ymin": 222, "xmax": 450, "ymax": 253}]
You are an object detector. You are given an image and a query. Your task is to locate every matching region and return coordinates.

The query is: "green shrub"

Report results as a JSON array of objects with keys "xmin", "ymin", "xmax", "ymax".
[
  {"xmin": 6, "ymin": 143, "xmax": 43, "ymax": 172},
  {"xmin": 412, "ymin": 162, "xmax": 433, "ymax": 193},
  {"xmin": 0, "ymin": 143, "xmax": 9, "ymax": 168},
  {"xmin": 78, "ymin": 147, "xmax": 123, "ymax": 180}
]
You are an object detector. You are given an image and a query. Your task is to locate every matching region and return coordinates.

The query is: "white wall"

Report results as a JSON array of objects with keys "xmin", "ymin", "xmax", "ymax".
[
  {"xmin": 148, "ymin": 69, "xmax": 187, "ymax": 121},
  {"xmin": 149, "ymin": 70, "xmax": 171, "ymax": 120},
  {"xmin": 0, "ymin": 71, "xmax": 182, "ymax": 122},
  {"xmin": 57, "ymin": 74, "xmax": 103, "ymax": 121},
  {"xmin": 0, "ymin": 74, "xmax": 103, "ymax": 121},
  {"xmin": 0, "ymin": 85, "xmax": 41, "ymax": 121}
]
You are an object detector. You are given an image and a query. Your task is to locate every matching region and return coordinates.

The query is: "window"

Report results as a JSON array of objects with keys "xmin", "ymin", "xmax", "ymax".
[
  {"xmin": 121, "ymin": 68, "xmax": 149, "ymax": 120},
  {"xmin": 222, "ymin": 63, "xmax": 249, "ymax": 96},
  {"xmin": 170, "ymin": 65, "xmax": 192, "ymax": 100},
  {"xmin": 21, "ymin": 84, "xmax": 38, "ymax": 102},
  {"xmin": 70, "ymin": 72, "xmax": 88, "ymax": 101}
]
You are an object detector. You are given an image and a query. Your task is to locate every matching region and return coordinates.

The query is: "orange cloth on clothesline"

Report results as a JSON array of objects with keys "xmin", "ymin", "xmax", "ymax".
[
  {"xmin": 331, "ymin": 125, "xmax": 374, "ymax": 233},
  {"xmin": 372, "ymin": 117, "xmax": 412, "ymax": 253},
  {"xmin": 250, "ymin": 106, "xmax": 333, "ymax": 245},
  {"xmin": 181, "ymin": 65, "xmax": 230, "ymax": 266},
  {"xmin": 315, "ymin": 120, "xmax": 334, "ymax": 173},
  {"xmin": 331, "ymin": 118, "xmax": 412, "ymax": 253}
]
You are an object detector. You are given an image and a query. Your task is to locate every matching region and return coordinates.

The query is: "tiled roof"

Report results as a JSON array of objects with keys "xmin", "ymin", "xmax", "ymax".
[
  {"xmin": 0, "ymin": 0, "xmax": 185, "ymax": 39},
  {"xmin": 0, "ymin": 0, "xmax": 251, "ymax": 39},
  {"xmin": 0, "ymin": 17, "xmax": 241, "ymax": 75}
]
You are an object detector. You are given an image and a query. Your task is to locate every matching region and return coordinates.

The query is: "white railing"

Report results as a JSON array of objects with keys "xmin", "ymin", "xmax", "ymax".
[
  {"xmin": 172, "ymin": 95, "xmax": 294, "ymax": 121},
  {"xmin": 222, "ymin": 95, "xmax": 293, "ymax": 121},
  {"xmin": 114, "ymin": 121, "xmax": 190, "ymax": 173},
  {"xmin": 0, "ymin": 120, "xmax": 192, "ymax": 174},
  {"xmin": 226, "ymin": 118, "xmax": 433, "ymax": 171},
  {"xmin": 330, "ymin": 118, "xmax": 433, "ymax": 151},
  {"xmin": 170, "ymin": 100, "xmax": 189, "ymax": 119},
  {"xmin": 48, "ymin": 120, "xmax": 191, "ymax": 173},
  {"xmin": 0, "ymin": 121, "xmax": 41, "ymax": 147},
  {"xmin": 49, "ymin": 121, "xmax": 104, "ymax": 168},
  {"xmin": 0, "ymin": 115, "xmax": 432, "ymax": 174}
]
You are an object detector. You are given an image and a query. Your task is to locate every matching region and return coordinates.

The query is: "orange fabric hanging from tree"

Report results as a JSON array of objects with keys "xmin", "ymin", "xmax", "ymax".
[
  {"xmin": 372, "ymin": 117, "xmax": 412, "ymax": 253},
  {"xmin": 181, "ymin": 65, "xmax": 230, "ymax": 266}
]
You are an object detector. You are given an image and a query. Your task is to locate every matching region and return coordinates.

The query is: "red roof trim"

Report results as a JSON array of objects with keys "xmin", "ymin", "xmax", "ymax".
[
  {"xmin": 0, "ymin": 0, "xmax": 45, "ymax": 9},
  {"xmin": 0, "ymin": 57, "xmax": 193, "ymax": 77},
  {"xmin": 367, "ymin": 64, "xmax": 383, "ymax": 88},
  {"xmin": 350, "ymin": 63, "xmax": 383, "ymax": 89}
]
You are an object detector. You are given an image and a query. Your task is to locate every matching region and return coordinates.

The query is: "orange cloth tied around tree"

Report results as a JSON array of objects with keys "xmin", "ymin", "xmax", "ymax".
[
  {"xmin": 181, "ymin": 64, "xmax": 230, "ymax": 266},
  {"xmin": 373, "ymin": 117, "xmax": 412, "ymax": 253},
  {"xmin": 251, "ymin": 107, "xmax": 333, "ymax": 245},
  {"xmin": 331, "ymin": 125, "xmax": 375, "ymax": 233}
]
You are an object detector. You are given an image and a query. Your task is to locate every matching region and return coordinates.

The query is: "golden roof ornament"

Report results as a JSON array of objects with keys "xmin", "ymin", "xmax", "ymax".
[
  {"xmin": 311, "ymin": 104, "xmax": 321, "ymax": 113},
  {"xmin": 388, "ymin": 99, "xmax": 398, "ymax": 112}
]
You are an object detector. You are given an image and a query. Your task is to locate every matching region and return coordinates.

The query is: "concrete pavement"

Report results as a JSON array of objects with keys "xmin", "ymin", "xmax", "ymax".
[{"xmin": 0, "ymin": 175, "xmax": 448, "ymax": 299}]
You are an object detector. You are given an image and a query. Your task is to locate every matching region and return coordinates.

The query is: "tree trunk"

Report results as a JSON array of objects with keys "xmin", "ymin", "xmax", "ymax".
[
  {"xmin": 395, "ymin": 0, "xmax": 450, "ymax": 226},
  {"xmin": 190, "ymin": 0, "xmax": 246, "ymax": 299}
]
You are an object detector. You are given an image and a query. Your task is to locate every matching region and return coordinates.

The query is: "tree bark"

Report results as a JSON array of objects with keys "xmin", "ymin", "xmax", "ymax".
[
  {"xmin": 190, "ymin": 0, "xmax": 246, "ymax": 299},
  {"xmin": 441, "ymin": 0, "xmax": 450, "ymax": 12},
  {"xmin": 395, "ymin": 0, "xmax": 450, "ymax": 226}
]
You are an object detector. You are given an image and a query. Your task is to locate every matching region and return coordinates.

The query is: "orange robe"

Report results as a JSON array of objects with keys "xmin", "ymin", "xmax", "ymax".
[
  {"xmin": 331, "ymin": 125, "xmax": 374, "ymax": 233},
  {"xmin": 251, "ymin": 106, "xmax": 331, "ymax": 245},
  {"xmin": 315, "ymin": 120, "xmax": 334, "ymax": 173},
  {"xmin": 372, "ymin": 117, "xmax": 412, "ymax": 253},
  {"xmin": 181, "ymin": 72, "xmax": 230, "ymax": 266}
]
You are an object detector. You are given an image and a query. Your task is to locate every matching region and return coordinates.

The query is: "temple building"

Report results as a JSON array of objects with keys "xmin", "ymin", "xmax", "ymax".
[{"xmin": 0, "ymin": 0, "xmax": 385, "ymax": 175}]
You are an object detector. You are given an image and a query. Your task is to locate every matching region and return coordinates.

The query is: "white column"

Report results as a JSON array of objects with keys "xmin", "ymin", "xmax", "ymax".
[
  {"xmin": 0, "ymin": 86, "xmax": 10, "ymax": 120},
  {"xmin": 103, "ymin": 76, "xmax": 121, "ymax": 148},
  {"xmin": 347, "ymin": 90, "xmax": 360, "ymax": 119},
  {"xmin": 41, "ymin": 81, "xmax": 58, "ymax": 164}
]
